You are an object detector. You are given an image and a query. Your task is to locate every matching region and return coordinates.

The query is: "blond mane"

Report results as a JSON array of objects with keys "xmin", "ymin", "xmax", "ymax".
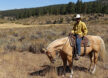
[{"xmin": 46, "ymin": 37, "xmax": 68, "ymax": 52}]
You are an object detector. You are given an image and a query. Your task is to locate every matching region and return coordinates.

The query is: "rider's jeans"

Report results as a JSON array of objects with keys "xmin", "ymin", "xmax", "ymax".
[{"xmin": 75, "ymin": 34, "xmax": 82, "ymax": 55}]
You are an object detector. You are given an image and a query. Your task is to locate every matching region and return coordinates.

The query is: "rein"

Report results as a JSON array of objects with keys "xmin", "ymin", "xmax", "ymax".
[{"xmin": 61, "ymin": 37, "xmax": 69, "ymax": 51}]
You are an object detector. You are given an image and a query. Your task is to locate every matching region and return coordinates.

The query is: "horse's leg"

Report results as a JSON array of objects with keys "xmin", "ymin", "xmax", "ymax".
[
  {"xmin": 68, "ymin": 56, "xmax": 73, "ymax": 78},
  {"xmin": 60, "ymin": 52, "xmax": 67, "ymax": 77},
  {"xmin": 91, "ymin": 52, "xmax": 98, "ymax": 74},
  {"xmin": 89, "ymin": 52, "xmax": 94, "ymax": 72},
  {"xmin": 69, "ymin": 62, "xmax": 73, "ymax": 78},
  {"xmin": 62, "ymin": 58, "xmax": 67, "ymax": 77}
]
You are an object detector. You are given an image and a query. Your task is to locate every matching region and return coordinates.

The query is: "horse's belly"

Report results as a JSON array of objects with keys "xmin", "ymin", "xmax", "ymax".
[{"xmin": 81, "ymin": 47, "xmax": 92, "ymax": 55}]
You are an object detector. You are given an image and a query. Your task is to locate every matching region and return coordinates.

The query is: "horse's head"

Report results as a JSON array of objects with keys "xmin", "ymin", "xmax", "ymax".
[{"xmin": 41, "ymin": 48, "xmax": 56, "ymax": 63}]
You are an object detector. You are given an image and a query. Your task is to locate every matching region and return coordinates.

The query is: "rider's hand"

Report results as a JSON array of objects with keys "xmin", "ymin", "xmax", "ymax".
[
  {"xmin": 69, "ymin": 32, "xmax": 73, "ymax": 36},
  {"xmin": 78, "ymin": 35, "xmax": 82, "ymax": 38}
]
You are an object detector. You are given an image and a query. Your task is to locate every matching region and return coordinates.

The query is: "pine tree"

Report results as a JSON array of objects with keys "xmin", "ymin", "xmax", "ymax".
[
  {"xmin": 76, "ymin": 0, "xmax": 82, "ymax": 13},
  {"xmin": 66, "ymin": 2, "xmax": 75, "ymax": 14},
  {"xmin": 82, "ymin": 3, "xmax": 87, "ymax": 14},
  {"xmin": 60, "ymin": 6, "xmax": 66, "ymax": 14}
]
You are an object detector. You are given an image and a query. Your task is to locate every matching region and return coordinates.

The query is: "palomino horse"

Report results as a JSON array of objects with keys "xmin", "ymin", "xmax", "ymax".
[{"xmin": 42, "ymin": 35, "xmax": 106, "ymax": 78}]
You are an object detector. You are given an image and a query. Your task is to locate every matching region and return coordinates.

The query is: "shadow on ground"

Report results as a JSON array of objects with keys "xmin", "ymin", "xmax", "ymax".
[{"xmin": 29, "ymin": 65, "xmax": 88, "ymax": 76}]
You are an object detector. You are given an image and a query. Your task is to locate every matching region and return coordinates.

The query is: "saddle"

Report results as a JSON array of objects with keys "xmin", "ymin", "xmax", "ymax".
[
  {"xmin": 68, "ymin": 34, "xmax": 90, "ymax": 47},
  {"xmin": 68, "ymin": 34, "xmax": 90, "ymax": 56}
]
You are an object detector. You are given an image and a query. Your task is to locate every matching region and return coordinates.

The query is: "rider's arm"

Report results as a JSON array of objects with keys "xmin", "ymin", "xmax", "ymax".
[
  {"xmin": 82, "ymin": 22, "xmax": 88, "ymax": 36},
  {"xmin": 71, "ymin": 24, "xmax": 75, "ymax": 34}
]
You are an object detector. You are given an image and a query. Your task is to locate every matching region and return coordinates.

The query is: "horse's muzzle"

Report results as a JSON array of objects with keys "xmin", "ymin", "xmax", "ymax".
[{"xmin": 51, "ymin": 59, "xmax": 56, "ymax": 64}]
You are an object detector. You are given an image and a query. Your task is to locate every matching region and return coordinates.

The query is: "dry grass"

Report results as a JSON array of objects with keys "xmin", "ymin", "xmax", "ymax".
[
  {"xmin": 0, "ymin": 52, "xmax": 49, "ymax": 78},
  {"xmin": 0, "ymin": 14, "xmax": 107, "ymax": 78},
  {"xmin": 0, "ymin": 22, "xmax": 107, "ymax": 53},
  {"xmin": 0, "ymin": 24, "xmax": 71, "ymax": 53},
  {"xmin": 0, "ymin": 51, "xmax": 108, "ymax": 78}
]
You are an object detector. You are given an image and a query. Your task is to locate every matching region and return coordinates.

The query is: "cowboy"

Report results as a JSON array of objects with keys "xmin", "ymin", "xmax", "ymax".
[{"xmin": 71, "ymin": 14, "xmax": 88, "ymax": 59}]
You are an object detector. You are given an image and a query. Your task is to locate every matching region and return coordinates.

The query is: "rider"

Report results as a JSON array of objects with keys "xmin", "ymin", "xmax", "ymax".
[{"xmin": 71, "ymin": 14, "xmax": 88, "ymax": 59}]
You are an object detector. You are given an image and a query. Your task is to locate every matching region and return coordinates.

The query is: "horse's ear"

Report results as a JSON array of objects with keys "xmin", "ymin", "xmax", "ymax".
[{"xmin": 41, "ymin": 48, "xmax": 47, "ymax": 54}]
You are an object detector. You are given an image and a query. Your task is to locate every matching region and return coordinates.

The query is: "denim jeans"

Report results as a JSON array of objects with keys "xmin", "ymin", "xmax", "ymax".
[{"xmin": 75, "ymin": 34, "xmax": 82, "ymax": 55}]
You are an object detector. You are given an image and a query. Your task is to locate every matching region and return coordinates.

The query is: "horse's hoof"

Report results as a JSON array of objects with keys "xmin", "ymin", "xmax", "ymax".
[
  {"xmin": 62, "ymin": 75, "xmax": 65, "ymax": 78},
  {"xmin": 89, "ymin": 69, "xmax": 95, "ymax": 74},
  {"xmin": 91, "ymin": 71, "xmax": 95, "ymax": 74},
  {"xmin": 70, "ymin": 75, "xmax": 72, "ymax": 78}
]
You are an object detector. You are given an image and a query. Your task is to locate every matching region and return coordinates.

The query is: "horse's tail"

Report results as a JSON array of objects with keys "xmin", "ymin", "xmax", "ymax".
[{"xmin": 99, "ymin": 36, "xmax": 106, "ymax": 62}]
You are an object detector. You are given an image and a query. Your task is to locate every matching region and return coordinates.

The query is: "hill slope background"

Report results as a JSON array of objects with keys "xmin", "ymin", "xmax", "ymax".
[
  {"xmin": 0, "ymin": 14, "xmax": 107, "ymax": 78},
  {"xmin": 0, "ymin": 0, "xmax": 107, "ymax": 77}
]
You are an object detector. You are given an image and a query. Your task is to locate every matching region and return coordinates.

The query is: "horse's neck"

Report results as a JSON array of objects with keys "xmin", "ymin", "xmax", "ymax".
[{"xmin": 47, "ymin": 37, "xmax": 68, "ymax": 52}]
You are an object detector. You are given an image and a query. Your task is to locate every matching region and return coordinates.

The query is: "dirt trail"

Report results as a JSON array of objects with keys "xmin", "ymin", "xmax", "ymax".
[{"xmin": 0, "ymin": 23, "xmax": 69, "ymax": 29}]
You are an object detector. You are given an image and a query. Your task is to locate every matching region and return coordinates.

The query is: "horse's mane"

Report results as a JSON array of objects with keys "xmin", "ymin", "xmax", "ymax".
[{"xmin": 46, "ymin": 37, "xmax": 68, "ymax": 51}]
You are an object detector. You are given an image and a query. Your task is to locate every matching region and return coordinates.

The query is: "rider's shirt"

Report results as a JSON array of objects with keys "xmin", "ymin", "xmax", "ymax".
[{"xmin": 71, "ymin": 21, "xmax": 88, "ymax": 37}]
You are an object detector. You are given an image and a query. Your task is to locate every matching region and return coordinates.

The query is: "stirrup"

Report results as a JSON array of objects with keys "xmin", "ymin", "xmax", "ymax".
[{"xmin": 74, "ymin": 54, "xmax": 80, "ymax": 60}]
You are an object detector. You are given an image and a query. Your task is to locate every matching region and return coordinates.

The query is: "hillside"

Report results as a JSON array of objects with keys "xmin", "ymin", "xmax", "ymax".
[
  {"xmin": 0, "ymin": 0, "xmax": 107, "ymax": 77},
  {"xmin": 14, "ymin": 14, "xmax": 108, "ymax": 25},
  {"xmin": 0, "ymin": 14, "xmax": 107, "ymax": 25},
  {"xmin": 0, "ymin": 1, "xmax": 108, "ymax": 19},
  {"xmin": 0, "ymin": 15, "xmax": 107, "ymax": 78}
]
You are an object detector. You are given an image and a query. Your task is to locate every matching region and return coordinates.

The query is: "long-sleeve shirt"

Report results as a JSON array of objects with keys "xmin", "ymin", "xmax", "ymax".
[{"xmin": 71, "ymin": 21, "xmax": 88, "ymax": 37}]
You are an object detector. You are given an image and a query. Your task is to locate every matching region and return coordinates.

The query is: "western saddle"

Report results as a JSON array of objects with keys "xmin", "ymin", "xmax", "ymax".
[{"xmin": 68, "ymin": 34, "xmax": 90, "ymax": 55}]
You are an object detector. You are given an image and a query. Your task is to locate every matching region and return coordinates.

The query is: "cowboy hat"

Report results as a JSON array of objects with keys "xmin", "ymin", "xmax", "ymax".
[{"xmin": 75, "ymin": 14, "xmax": 81, "ymax": 19}]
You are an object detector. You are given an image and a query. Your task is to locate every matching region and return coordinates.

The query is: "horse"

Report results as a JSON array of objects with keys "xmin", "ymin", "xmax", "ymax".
[{"xmin": 42, "ymin": 35, "xmax": 106, "ymax": 78}]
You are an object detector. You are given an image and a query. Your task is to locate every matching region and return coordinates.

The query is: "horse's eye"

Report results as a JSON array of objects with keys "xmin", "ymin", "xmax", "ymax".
[{"xmin": 56, "ymin": 52, "xmax": 59, "ymax": 56}]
